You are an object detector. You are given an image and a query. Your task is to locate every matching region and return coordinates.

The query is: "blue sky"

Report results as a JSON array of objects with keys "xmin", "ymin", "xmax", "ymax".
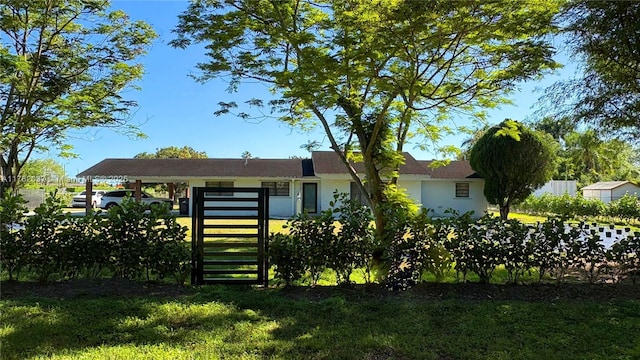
[{"xmin": 46, "ymin": 1, "xmax": 575, "ymax": 178}]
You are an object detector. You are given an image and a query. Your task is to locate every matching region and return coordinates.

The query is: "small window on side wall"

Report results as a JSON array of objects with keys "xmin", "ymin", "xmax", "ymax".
[{"xmin": 455, "ymin": 183, "xmax": 470, "ymax": 198}]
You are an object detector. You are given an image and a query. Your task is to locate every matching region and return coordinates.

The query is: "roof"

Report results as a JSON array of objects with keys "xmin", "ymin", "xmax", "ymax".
[
  {"xmin": 581, "ymin": 181, "xmax": 635, "ymax": 190},
  {"xmin": 77, "ymin": 158, "xmax": 311, "ymax": 178},
  {"xmin": 418, "ymin": 160, "xmax": 482, "ymax": 179},
  {"xmin": 311, "ymin": 151, "xmax": 427, "ymax": 175},
  {"xmin": 76, "ymin": 152, "xmax": 479, "ymax": 180}
]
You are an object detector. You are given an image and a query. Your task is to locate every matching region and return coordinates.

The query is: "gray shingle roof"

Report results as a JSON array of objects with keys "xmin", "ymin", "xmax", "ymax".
[
  {"xmin": 418, "ymin": 160, "xmax": 481, "ymax": 179},
  {"xmin": 77, "ymin": 158, "xmax": 310, "ymax": 178},
  {"xmin": 76, "ymin": 152, "xmax": 480, "ymax": 180},
  {"xmin": 311, "ymin": 151, "xmax": 427, "ymax": 175}
]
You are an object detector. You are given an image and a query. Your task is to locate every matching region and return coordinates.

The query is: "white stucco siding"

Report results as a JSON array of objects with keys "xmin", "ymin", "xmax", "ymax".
[
  {"xmin": 421, "ymin": 179, "xmax": 488, "ymax": 217},
  {"xmin": 396, "ymin": 178, "xmax": 423, "ymax": 208},
  {"xmin": 319, "ymin": 179, "xmax": 349, "ymax": 212},
  {"xmin": 187, "ymin": 178, "xmax": 295, "ymax": 218}
]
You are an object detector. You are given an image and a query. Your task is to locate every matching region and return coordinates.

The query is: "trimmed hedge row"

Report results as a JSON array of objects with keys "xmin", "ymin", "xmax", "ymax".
[
  {"xmin": 517, "ymin": 192, "xmax": 640, "ymax": 222},
  {"xmin": 270, "ymin": 205, "xmax": 640, "ymax": 289},
  {"xmin": 1, "ymin": 191, "xmax": 189, "ymax": 283}
]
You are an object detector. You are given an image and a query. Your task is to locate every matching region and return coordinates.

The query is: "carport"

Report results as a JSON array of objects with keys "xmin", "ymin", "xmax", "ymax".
[{"xmin": 76, "ymin": 158, "xmax": 196, "ymax": 214}]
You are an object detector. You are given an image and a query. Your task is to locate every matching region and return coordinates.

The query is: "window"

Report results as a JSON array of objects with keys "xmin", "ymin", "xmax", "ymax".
[
  {"xmin": 205, "ymin": 181, "xmax": 234, "ymax": 196},
  {"xmin": 455, "ymin": 183, "xmax": 470, "ymax": 198},
  {"xmin": 350, "ymin": 182, "xmax": 368, "ymax": 206},
  {"xmin": 261, "ymin": 181, "xmax": 290, "ymax": 196}
]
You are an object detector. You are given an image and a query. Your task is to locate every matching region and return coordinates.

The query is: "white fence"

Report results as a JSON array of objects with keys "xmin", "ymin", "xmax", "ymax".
[{"xmin": 533, "ymin": 180, "xmax": 577, "ymax": 197}]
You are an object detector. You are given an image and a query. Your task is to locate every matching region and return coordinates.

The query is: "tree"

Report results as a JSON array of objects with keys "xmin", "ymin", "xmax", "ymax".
[
  {"xmin": 134, "ymin": 146, "xmax": 208, "ymax": 201},
  {"xmin": 172, "ymin": 0, "xmax": 561, "ymax": 243},
  {"xmin": 563, "ymin": 130, "xmax": 639, "ymax": 187},
  {"xmin": 470, "ymin": 119, "xmax": 558, "ymax": 220},
  {"xmin": 134, "ymin": 146, "xmax": 207, "ymax": 160},
  {"xmin": 18, "ymin": 158, "xmax": 65, "ymax": 189},
  {"xmin": 0, "ymin": 0, "xmax": 156, "ymax": 196},
  {"xmin": 542, "ymin": 1, "xmax": 640, "ymax": 137}
]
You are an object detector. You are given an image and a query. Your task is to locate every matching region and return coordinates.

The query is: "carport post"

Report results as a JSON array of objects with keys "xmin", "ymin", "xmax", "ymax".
[
  {"xmin": 134, "ymin": 179, "xmax": 142, "ymax": 201},
  {"xmin": 85, "ymin": 179, "xmax": 93, "ymax": 214},
  {"xmin": 168, "ymin": 183, "xmax": 175, "ymax": 202}
]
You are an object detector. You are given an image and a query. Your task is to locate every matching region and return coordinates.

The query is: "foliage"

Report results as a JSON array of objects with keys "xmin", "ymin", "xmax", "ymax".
[
  {"xmin": 172, "ymin": 0, "xmax": 561, "ymax": 243},
  {"xmin": 385, "ymin": 208, "xmax": 453, "ymax": 290},
  {"xmin": 544, "ymin": 1, "xmax": 640, "ymax": 138},
  {"xmin": 134, "ymin": 146, "xmax": 208, "ymax": 200},
  {"xmin": 17, "ymin": 159, "xmax": 67, "ymax": 189},
  {"xmin": 269, "ymin": 192, "xmax": 377, "ymax": 286},
  {"xmin": 606, "ymin": 235, "xmax": 640, "ymax": 284},
  {"xmin": 329, "ymin": 192, "xmax": 376, "ymax": 284},
  {"xmin": 268, "ymin": 233, "xmax": 307, "ymax": 286},
  {"xmin": 0, "ymin": 190, "xmax": 28, "ymax": 280},
  {"xmin": 607, "ymin": 193, "xmax": 640, "ymax": 222},
  {"xmin": 0, "ymin": 0, "xmax": 156, "ymax": 194},
  {"xmin": 1, "ymin": 192, "xmax": 189, "ymax": 283},
  {"xmin": 470, "ymin": 119, "xmax": 558, "ymax": 219},
  {"xmin": 22, "ymin": 191, "xmax": 67, "ymax": 281}
]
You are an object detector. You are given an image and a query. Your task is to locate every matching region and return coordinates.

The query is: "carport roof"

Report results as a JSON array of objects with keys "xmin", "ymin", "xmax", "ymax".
[{"xmin": 77, "ymin": 158, "xmax": 314, "ymax": 179}]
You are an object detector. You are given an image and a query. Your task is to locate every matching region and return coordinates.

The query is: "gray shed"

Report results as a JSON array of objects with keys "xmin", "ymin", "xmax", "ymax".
[{"xmin": 581, "ymin": 181, "xmax": 640, "ymax": 204}]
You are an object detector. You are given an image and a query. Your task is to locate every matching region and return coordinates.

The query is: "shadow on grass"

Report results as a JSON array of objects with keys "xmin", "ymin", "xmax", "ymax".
[{"xmin": 1, "ymin": 281, "xmax": 640, "ymax": 359}]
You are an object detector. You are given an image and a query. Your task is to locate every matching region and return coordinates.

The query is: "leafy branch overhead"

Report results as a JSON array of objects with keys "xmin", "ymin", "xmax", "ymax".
[
  {"xmin": 0, "ymin": 0, "xmax": 157, "ymax": 194},
  {"xmin": 172, "ymin": 0, "xmax": 561, "ymax": 242}
]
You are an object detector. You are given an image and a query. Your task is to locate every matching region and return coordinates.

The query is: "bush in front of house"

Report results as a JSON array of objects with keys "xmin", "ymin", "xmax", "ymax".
[
  {"xmin": 0, "ymin": 192, "xmax": 189, "ymax": 284},
  {"xmin": 269, "ymin": 192, "xmax": 377, "ymax": 286}
]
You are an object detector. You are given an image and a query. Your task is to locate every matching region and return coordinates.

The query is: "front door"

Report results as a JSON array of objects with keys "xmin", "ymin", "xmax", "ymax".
[{"xmin": 302, "ymin": 183, "xmax": 318, "ymax": 214}]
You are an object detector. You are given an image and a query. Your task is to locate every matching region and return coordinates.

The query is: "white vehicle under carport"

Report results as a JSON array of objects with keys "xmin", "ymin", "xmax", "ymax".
[
  {"xmin": 71, "ymin": 190, "xmax": 106, "ymax": 208},
  {"xmin": 99, "ymin": 190, "xmax": 173, "ymax": 210}
]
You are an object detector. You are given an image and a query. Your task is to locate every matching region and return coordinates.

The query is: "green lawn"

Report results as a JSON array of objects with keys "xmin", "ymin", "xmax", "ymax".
[{"xmin": 2, "ymin": 284, "xmax": 640, "ymax": 360}]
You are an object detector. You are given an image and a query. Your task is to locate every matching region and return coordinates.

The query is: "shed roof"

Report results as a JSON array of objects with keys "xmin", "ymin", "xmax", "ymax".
[{"xmin": 581, "ymin": 181, "xmax": 634, "ymax": 190}]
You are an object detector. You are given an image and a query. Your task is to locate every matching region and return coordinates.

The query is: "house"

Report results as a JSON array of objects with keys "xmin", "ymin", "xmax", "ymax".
[
  {"xmin": 581, "ymin": 181, "xmax": 640, "ymax": 204},
  {"xmin": 77, "ymin": 151, "xmax": 488, "ymax": 217}
]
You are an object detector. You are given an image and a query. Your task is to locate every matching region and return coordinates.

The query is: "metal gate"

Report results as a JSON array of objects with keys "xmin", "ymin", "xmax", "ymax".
[{"xmin": 191, "ymin": 187, "xmax": 269, "ymax": 285}]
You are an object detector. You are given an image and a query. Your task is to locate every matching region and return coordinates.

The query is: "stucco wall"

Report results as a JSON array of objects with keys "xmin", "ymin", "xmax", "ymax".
[
  {"xmin": 188, "ymin": 178, "xmax": 295, "ymax": 218},
  {"xmin": 421, "ymin": 179, "xmax": 488, "ymax": 217}
]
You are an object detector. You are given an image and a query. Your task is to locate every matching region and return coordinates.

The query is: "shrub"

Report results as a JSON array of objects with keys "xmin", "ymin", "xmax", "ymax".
[
  {"xmin": 329, "ymin": 192, "xmax": 376, "ymax": 284},
  {"xmin": 22, "ymin": 191, "xmax": 67, "ymax": 282},
  {"xmin": 567, "ymin": 225, "xmax": 607, "ymax": 284},
  {"xmin": 0, "ymin": 191, "xmax": 29, "ymax": 280},
  {"xmin": 607, "ymin": 192, "xmax": 640, "ymax": 222},
  {"xmin": 606, "ymin": 235, "xmax": 640, "ymax": 284},
  {"xmin": 269, "ymin": 232, "xmax": 307, "ymax": 286}
]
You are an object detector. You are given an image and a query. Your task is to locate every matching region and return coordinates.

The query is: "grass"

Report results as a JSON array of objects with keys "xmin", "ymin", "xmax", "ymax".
[{"xmin": 2, "ymin": 284, "xmax": 640, "ymax": 360}]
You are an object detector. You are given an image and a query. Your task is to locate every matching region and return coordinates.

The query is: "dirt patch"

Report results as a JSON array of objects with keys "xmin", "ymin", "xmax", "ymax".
[{"xmin": 2, "ymin": 278, "xmax": 638, "ymax": 302}]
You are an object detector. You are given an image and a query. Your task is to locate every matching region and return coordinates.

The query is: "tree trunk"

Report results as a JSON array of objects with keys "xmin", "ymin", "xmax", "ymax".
[{"xmin": 499, "ymin": 203, "xmax": 510, "ymax": 220}]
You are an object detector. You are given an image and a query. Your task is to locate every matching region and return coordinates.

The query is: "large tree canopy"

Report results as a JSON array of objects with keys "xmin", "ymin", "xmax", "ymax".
[
  {"xmin": 470, "ymin": 120, "xmax": 557, "ymax": 220},
  {"xmin": 172, "ymin": 0, "xmax": 560, "ymax": 241},
  {"xmin": 134, "ymin": 146, "xmax": 208, "ymax": 200},
  {"xmin": 134, "ymin": 146, "xmax": 207, "ymax": 160},
  {"xmin": 0, "ymin": 0, "xmax": 156, "ymax": 194},
  {"xmin": 543, "ymin": 1, "xmax": 640, "ymax": 137}
]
